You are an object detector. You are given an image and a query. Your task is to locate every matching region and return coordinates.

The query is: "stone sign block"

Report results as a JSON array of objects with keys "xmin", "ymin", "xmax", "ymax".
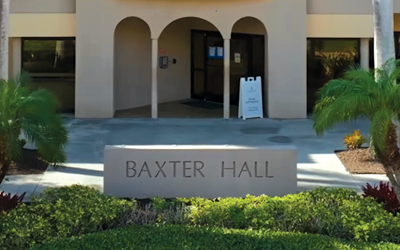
[{"xmin": 104, "ymin": 145, "xmax": 297, "ymax": 198}]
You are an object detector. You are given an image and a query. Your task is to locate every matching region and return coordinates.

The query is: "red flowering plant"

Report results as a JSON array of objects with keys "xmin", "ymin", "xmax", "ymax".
[
  {"xmin": 362, "ymin": 181, "xmax": 400, "ymax": 214},
  {"xmin": 0, "ymin": 191, "xmax": 26, "ymax": 214}
]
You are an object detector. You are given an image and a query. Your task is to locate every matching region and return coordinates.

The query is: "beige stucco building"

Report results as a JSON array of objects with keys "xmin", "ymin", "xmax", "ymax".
[{"xmin": 8, "ymin": 0, "xmax": 400, "ymax": 119}]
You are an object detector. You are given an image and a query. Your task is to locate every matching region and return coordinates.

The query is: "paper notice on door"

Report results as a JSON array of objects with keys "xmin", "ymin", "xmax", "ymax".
[
  {"xmin": 209, "ymin": 47, "xmax": 216, "ymax": 57},
  {"xmin": 217, "ymin": 47, "xmax": 224, "ymax": 57},
  {"xmin": 234, "ymin": 53, "xmax": 241, "ymax": 63}
]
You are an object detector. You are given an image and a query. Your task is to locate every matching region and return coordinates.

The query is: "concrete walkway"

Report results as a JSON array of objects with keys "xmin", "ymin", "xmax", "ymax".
[{"xmin": 1, "ymin": 117, "xmax": 388, "ymax": 199}]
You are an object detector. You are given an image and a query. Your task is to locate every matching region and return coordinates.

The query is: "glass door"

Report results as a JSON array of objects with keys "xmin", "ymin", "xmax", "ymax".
[
  {"xmin": 230, "ymin": 35, "xmax": 250, "ymax": 105},
  {"xmin": 191, "ymin": 31, "xmax": 206, "ymax": 99},
  {"xmin": 191, "ymin": 30, "xmax": 224, "ymax": 103},
  {"xmin": 205, "ymin": 35, "xmax": 224, "ymax": 103},
  {"xmin": 191, "ymin": 31, "xmax": 264, "ymax": 105}
]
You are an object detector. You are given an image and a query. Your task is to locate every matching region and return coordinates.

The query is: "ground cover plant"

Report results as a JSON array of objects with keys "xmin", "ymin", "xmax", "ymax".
[{"xmin": 1, "ymin": 185, "xmax": 400, "ymax": 250}]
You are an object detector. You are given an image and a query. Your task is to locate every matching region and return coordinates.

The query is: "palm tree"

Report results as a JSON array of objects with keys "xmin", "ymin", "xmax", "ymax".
[
  {"xmin": 0, "ymin": 72, "xmax": 68, "ymax": 182},
  {"xmin": 0, "ymin": 0, "xmax": 10, "ymax": 80},
  {"xmin": 313, "ymin": 59, "xmax": 400, "ymax": 199}
]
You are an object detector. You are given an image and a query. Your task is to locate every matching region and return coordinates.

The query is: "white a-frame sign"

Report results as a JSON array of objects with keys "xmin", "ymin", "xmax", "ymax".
[{"xmin": 238, "ymin": 76, "xmax": 264, "ymax": 120}]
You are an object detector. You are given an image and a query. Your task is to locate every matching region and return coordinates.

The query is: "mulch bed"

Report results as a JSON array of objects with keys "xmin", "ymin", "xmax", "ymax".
[
  {"xmin": 0, "ymin": 149, "xmax": 48, "ymax": 184},
  {"xmin": 335, "ymin": 148, "xmax": 386, "ymax": 174},
  {"xmin": 7, "ymin": 149, "xmax": 49, "ymax": 175}
]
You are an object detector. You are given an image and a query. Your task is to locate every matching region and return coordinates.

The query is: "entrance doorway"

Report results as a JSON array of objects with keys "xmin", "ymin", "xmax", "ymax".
[{"xmin": 191, "ymin": 30, "xmax": 265, "ymax": 106}]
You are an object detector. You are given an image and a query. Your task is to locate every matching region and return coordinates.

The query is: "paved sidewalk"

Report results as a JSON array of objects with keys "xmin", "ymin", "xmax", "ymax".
[{"xmin": 1, "ymin": 118, "xmax": 388, "ymax": 199}]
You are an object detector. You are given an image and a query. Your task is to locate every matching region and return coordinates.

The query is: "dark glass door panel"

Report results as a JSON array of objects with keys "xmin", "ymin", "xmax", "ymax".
[
  {"xmin": 205, "ymin": 35, "xmax": 223, "ymax": 102},
  {"xmin": 252, "ymin": 36, "xmax": 265, "ymax": 78},
  {"xmin": 191, "ymin": 32, "xmax": 206, "ymax": 98},
  {"xmin": 230, "ymin": 36, "xmax": 249, "ymax": 105}
]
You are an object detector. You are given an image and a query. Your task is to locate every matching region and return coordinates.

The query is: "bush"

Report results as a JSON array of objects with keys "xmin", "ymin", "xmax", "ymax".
[
  {"xmin": 31, "ymin": 225, "xmax": 400, "ymax": 250},
  {"xmin": 112, "ymin": 202, "xmax": 190, "ymax": 227},
  {"xmin": 2, "ymin": 186, "xmax": 400, "ymax": 250},
  {"xmin": 0, "ymin": 185, "xmax": 135, "ymax": 250},
  {"xmin": 178, "ymin": 188, "xmax": 400, "ymax": 243},
  {"xmin": 344, "ymin": 130, "xmax": 366, "ymax": 150},
  {"xmin": 362, "ymin": 182, "xmax": 400, "ymax": 214}
]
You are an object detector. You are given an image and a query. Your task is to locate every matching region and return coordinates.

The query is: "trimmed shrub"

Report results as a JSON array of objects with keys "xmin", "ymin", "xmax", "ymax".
[
  {"xmin": 31, "ymin": 225, "xmax": 400, "ymax": 250},
  {"xmin": 177, "ymin": 188, "xmax": 400, "ymax": 243},
  {"xmin": 2, "ymin": 186, "xmax": 400, "ymax": 250},
  {"xmin": 0, "ymin": 185, "xmax": 135, "ymax": 250}
]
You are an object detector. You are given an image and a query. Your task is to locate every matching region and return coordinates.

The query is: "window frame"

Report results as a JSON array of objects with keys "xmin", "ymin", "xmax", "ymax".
[{"xmin": 21, "ymin": 37, "xmax": 76, "ymax": 80}]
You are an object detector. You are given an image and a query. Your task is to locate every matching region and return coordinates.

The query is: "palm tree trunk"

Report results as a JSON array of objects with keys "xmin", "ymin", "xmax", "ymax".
[
  {"xmin": 373, "ymin": 0, "xmax": 395, "ymax": 70},
  {"xmin": 381, "ymin": 123, "xmax": 400, "ymax": 201},
  {"xmin": 0, "ymin": 135, "xmax": 9, "ymax": 184},
  {"xmin": 0, "ymin": 161, "xmax": 9, "ymax": 186},
  {"xmin": 0, "ymin": 0, "xmax": 9, "ymax": 80}
]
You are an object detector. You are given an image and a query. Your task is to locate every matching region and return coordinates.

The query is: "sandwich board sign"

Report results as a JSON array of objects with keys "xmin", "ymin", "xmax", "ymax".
[{"xmin": 238, "ymin": 76, "xmax": 264, "ymax": 120}]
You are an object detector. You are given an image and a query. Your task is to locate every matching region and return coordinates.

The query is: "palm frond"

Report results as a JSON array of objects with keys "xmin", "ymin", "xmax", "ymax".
[
  {"xmin": 313, "ymin": 92, "xmax": 376, "ymax": 135},
  {"xmin": 6, "ymin": 130, "xmax": 23, "ymax": 162},
  {"xmin": 0, "ymin": 74, "xmax": 68, "ymax": 166},
  {"xmin": 375, "ymin": 58, "xmax": 397, "ymax": 92},
  {"xmin": 343, "ymin": 67, "xmax": 379, "ymax": 92},
  {"xmin": 22, "ymin": 118, "xmax": 68, "ymax": 165},
  {"xmin": 14, "ymin": 71, "xmax": 32, "ymax": 87},
  {"xmin": 387, "ymin": 84, "xmax": 400, "ymax": 112},
  {"xmin": 370, "ymin": 109, "xmax": 393, "ymax": 156},
  {"xmin": 388, "ymin": 64, "xmax": 400, "ymax": 85},
  {"xmin": 316, "ymin": 78, "xmax": 366, "ymax": 100},
  {"xmin": 19, "ymin": 88, "xmax": 59, "ymax": 117}
]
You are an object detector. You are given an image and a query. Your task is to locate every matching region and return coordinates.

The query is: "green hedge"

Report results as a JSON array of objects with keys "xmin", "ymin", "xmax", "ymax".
[
  {"xmin": 0, "ymin": 185, "xmax": 135, "ymax": 250},
  {"xmin": 31, "ymin": 225, "xmax": 400, "ymax": 250},
  {"xmin": 173, "ymin": 188, "xmax": 400, "ymax": 243},
  {"xmin": 2, "ymin": 185, "xmax": 400, "ymax": 250}
]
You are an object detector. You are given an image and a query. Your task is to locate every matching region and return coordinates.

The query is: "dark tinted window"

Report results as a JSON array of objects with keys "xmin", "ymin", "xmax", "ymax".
[
  {"xmin": 307, "ymin": 39, "xmax": 360, "ymax": 112},
  {"xmin": 22, "ymin": 38, "xmax": 75, "ymax": 79}
]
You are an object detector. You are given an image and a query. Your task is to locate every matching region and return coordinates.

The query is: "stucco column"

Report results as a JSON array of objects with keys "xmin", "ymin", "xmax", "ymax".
[
  {"xmin": 360, "ymin": 38, "xmax": 370, "ymax": 70},
  {"xmin": 223, "ymin": 39, "xmax": 230, "ymax": 119},
  {"xmin": 9, "ymin": 38, "xmax": 21, "ymax": 78},
  {"xmin": 151, "ymin": 38, "xmax": 158, "ymax": 119}
]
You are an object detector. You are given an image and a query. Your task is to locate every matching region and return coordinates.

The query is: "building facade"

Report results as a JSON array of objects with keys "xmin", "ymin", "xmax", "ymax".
[{"xmin": 8, "ymin": 0, "xmax": 400, "ymax": 119}]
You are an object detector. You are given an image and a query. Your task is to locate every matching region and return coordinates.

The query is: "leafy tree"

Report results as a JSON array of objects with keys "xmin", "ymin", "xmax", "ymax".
[
  {"xmin": 313, "ymin": 59, "xmax": 400, "ymax": 199},
  {"xmin": 0, "ymin": 73, "xmax": 68, "ymax": 182}
]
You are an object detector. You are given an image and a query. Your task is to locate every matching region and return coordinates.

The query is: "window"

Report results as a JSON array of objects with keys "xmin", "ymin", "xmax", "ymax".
[
  {"xmin": 307, "ymin": 39, "xmax": 360, "ymax": 112},
  {"xmin": 22, "ymin": 38, "xmax": 75, "ymax": 79}
]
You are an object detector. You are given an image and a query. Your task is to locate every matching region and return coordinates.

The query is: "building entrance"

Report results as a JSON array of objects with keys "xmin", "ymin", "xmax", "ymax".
[{"xmin": 191, "ymin": 30, "xmax": 264, "ymax": 106}]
